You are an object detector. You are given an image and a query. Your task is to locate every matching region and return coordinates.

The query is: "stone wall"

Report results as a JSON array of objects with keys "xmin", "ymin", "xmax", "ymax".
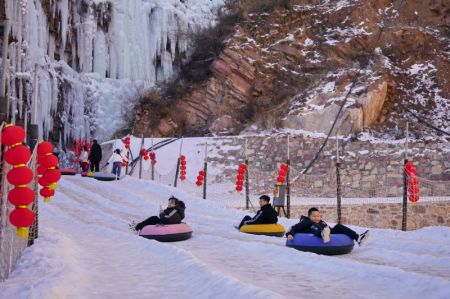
[
  {"xmin": 208, "ymin": 135, "xmax": 450, "ymax": 198},
  {"xmin": 289, "ymin": 200, "xmax": 450, "ymax": 230}
]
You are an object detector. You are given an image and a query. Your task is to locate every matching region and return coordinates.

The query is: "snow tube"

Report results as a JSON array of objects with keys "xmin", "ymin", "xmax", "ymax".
[
  {"xmin": 286, "ymin": 233, "xmax": 354, "ymax": 255},
  {"xmin": 86, "ymin": 172, "xmax": 94, "ymax": 177},
  {"xmin": 139, "ymin": 223, "xmax": 193, "ymax": 242},
  {"xmin": 239, "ymin": 224, "xmax": 285, "ymax": 237},
  {"xmin": 81, "ymin": 171, "xmax": 88, "ymax": 177},
  {"xmin": 93, "ymin": 173, "xmax": 117, "ymax": 181},
  {"xmin": 60, "ymin": 168, "xmax": 77, "ymax": 175}
]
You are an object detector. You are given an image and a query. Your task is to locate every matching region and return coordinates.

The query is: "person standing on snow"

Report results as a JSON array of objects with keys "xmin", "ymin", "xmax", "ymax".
[
  {"xmin": 80, "ymin": 146, "xmax": 90, "ymax": 172},
  {"xmin": 88, "ymin": 139, "xmax": 102, "ymax": 172},
  {"xmin": 107, "ymin": 149, "xmax": 126, "ymax": 178}
]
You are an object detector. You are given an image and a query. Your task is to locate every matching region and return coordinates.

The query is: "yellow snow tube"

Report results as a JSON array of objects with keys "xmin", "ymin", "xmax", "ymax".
[
  {"xmin": 87, "ymin": 172, "xmax": 94, "ymax": 177},
  {"xmin": 239, "ymin": 224, "xmax": 285, "ymax": 237}
]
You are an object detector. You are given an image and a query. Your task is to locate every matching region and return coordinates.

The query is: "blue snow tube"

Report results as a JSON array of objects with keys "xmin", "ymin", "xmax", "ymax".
[
  {"xmin": 286, "ymin": 233, "xmax": 354, "ymax": 255},
  {"xmin": 93, "ymin": 173, "xmax": 117, "ymax": 181}
]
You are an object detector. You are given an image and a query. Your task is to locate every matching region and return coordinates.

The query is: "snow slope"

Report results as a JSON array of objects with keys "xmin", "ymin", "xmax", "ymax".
[{"xmin": 0, "ymin": 176, "xmax": 449, "ymax": 299}]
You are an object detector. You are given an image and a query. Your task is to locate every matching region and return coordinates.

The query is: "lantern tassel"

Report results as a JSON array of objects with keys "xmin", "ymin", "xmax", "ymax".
[
  {"xmin": 16, "ymin": 227, "xmax": 29, "ymax": 238},
  {"xmin": 44, "ymin": 197, "xmax": 51, "ymax": 203}
]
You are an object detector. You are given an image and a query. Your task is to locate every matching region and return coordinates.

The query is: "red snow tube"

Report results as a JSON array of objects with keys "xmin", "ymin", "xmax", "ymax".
[
  {"xmin": 139, "ymin": 223, "xmax": 193, "ymax": 242},
  {"xmin": 60, "ymin": 168, "xmax": 77, "ymax": 175}
]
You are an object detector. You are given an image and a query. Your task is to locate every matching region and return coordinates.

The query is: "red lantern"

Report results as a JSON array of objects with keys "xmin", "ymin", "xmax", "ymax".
[
  {"xmin": 236, "ymin": 174, "xmax": 244, "ymax": 181},
  {"xmin": 7, "ymin": 167, "xmax": 34, "ymax": 185},
  {"xmin": 40, "ymin": 187, "xmax": 55, "ymax": 198},
  {"xmin": 239, "ymin": 163, "xmax": 246, "ymax": 169},
  {"xmin": 37, "ymin": 141, "xmax": 54, "ymax": 156},
  {"xmin": 9, "ymin": 208, "xmax": 35, "ymax": 237},
  {"xmin": 4, "ymin": 145, "xmax": 32, "ymax": 165},
  {"xmin": 278, "ymin": 169, "xmax": 286, "ymax": 177},
  {"xmin": 236, "ymin": 180, "xmax": 243, "ymax": 187},
  {"xmin": 152, "ymin": 160, "xmax": 157, "ymax": 165},
  {"xmin": 38, "ymin": 176, "xmax": 51, "ymax": 187},
  {"xmin": 43, "ymin": 169, "xmax": 62, "ymax": 183},
  {"xmin": 37, "ymin": 165, "xmax": 47, "ymax": 175},
  {"xmin": 199, "ymin": 171, "xmax": 205, "ymax": 176},
  {"xmin": 236, "ymin": 185, "xmax": 243, "ymax": 192},
  {"xmin": 180, "ymin": 171, "xmax": 187, "ymax": 176},
  {"xmin": 408, "ymin": 177, "xmax": 418, "ymax": 185},
  {"xmin": 180, "ymin": 155, "xmax": 186, "ymax": 161},
  {"xmin": 180, "ymin": 160, "xmax": 187, "ymax": 166},
  {"xmin": 197, "ymin": 175, "xmax": 203, "ymax": 181},
  {"xmin": 180, "ymin": 175, "xmax": 186, "ymax": 180},
  {"xmin": 149, "ymin": 152, "xmax": 156, "ymax": 159},
  {"xmin": 180, "ymin": 165, "xmax": 186, "ymax": 171},
  {"xmin": 40, "ymin": 155, "xmax": 59, "ymax": 168},
  {"xmin": 238, "ymin": 168, "xmax": 245, "ymax": 175},
  {"xmin": 409, "ymin": 194, "xmax": 419, "ymax": 202},
  {"xmin": 280, "ymin": 164, "xmax": 289, "ymax": 171},
  {"xmin": 196, "ymin": 181, "xmax": 203, "ymax": 187},
  {"xmin": 144, "ymin": 156, "xmax": 149, "ymax": 161},
  {"xmin": 8, "ymin": 187, "xmax": 35, "ymax": 206},
  {"xmin": 276, "ymin": 176, "xmax": 284, "ymax": 184},
  {"xmin": 1, "ymin": 125, "xmax": 25, "ymax": 146}
]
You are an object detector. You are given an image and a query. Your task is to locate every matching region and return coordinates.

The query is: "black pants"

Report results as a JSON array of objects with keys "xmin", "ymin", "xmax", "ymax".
[
  {"xmin": 239, "ymin": 215, "xmax": 252, "ymax": 229},
  {"xmin": 90, "ymin": 161, "xmax": 100, "ymax": 172},
  {"xmin": 135, "ymin": 216, "xmax": 161, "ymax": 230},
  {"xmin": 331, "ymin": 224, "xmax": 359, "ymax": 240}
]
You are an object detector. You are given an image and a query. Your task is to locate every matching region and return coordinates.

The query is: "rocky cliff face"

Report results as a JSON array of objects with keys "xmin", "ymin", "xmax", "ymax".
[{"xmin": 134, "ymin": 0, "xmax": 449, "ymax": 139}]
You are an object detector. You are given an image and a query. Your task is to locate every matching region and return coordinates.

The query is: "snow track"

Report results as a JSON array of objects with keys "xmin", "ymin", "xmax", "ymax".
[{"xmin": 1, "ymin": 176, "xmax": 449, "ymax": 299}]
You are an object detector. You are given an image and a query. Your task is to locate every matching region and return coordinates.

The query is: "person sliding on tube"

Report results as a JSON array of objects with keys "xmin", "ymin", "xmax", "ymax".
[
  {"xmin": 131, "ymin": 196, "xmax": 186, "ymax": 231},
  {"xmin": 286, "ymin": 207, "xmax": 370, "ymax": 246},
  {"xmin": 238, "ymin": 195, "xmax": 278, "ymax": 229}
]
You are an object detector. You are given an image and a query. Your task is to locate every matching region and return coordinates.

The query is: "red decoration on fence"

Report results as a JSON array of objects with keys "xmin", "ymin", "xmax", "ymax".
[
  {"xmin": 196, "ymin": 170, "xmax": 205, "ymax": 187},
  {"xmin": 276, "ymin": 163, "xmax": 288, "ymax": 186},
  {"xmin": 235, "ymin": 163, "xmax": 246, "ymax": 193},
  {"xmin": 124, "ymin": 136, "xmax": 131, "ymax": 150},
  {"xmin": 405, "ymin": 161, "xmax": 420, "ymax": 204},
  {"xmin": 37, "ymin": 141, "xmax": 61, "ymax": 203},
  {"xmin": 141, "ymin": 148, "xmax": 149, "ymax": 161},
  {"xmin": 149, "ymin": 151, "xmax": 157, "ymax": 164},
  {"xmin": 179, "ymin": 155, "xmax": 187, "ymax": 181},
  {"xmin": 1, "ymin": 125, "xmax": 36, "ymax": 237}
]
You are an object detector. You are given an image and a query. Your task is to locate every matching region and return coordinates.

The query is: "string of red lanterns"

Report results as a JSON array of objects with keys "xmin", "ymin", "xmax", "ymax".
[
  {"xmin": 1, "ymin": 125, "xmax": 36, "ymax": 237},
  {"xmin": 123, "ymin": 136, "xmax": 131, "ymax": 167},
  {"xmin": 179, "ymin": 155, "xmax": 186, "ymax": 181},
  {"xmin": 276, "ymin": 163, "xmax": 288, "ymax": 186},
  {"xmin": 37, "ymin": 141, "xmax": 61, "ymax": 203},
  {"xmin": 149, "ymin": 151, "xmax": 157, "ymax": 165},
  {"xmin": 235, "ymin": 163, "xmax": 246, "ymax": 193},
  {"xmin": 196, "ymin": 170, "xmax": 205, "ymax": 187},
  {"xmin": 405, "ymin": 161, "xmax": 420, "ymax": 204}
]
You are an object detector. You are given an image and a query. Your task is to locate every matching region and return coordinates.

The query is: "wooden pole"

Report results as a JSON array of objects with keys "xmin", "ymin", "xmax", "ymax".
[
  {"xmin": 336, "ymin": 132, "xmax": 342, "ymax": 224},
  {"xmin": 244, "ymin": 137, "xmax": 250, "ymax": 209}
]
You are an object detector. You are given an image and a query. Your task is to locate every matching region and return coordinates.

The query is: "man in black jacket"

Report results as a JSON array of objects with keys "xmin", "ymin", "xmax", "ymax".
[
  {"xmin": 88, "ymin": 139, "xmax": 102, "ymax": 172},
  {"xmin": 286, "ymin": 207, "xmax": 370, "ymax": 246},
  {"xmin": 238, "ymin": 195, "xmax": 278, "ymax": 228}
]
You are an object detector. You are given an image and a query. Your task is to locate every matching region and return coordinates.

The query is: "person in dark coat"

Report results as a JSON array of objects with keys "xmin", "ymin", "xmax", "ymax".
[
  {"xmin": 238, "ymin": 195, "xmax": 278, "ymax": 228},
  {"xmin": 88, "ymin": 139, "xmax": 102, "ymax": 172},
  {"xmin": 286, "ymin": 207, "xmax": 370, "ymax": 246},
  {"xmin": 133, "ymin": 196, "xmax": 186, "ymax": 231}
]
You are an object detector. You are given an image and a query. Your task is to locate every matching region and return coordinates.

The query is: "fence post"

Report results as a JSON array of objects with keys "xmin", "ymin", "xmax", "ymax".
[
  {"xmin": 335, "ymin": 133, "xmax": 342, "ymax": 224},
  {"xmin": 402, "ymin": 122, "xmax": 409, "ymax": 231},
  {"xmin": 286, "ymin": 159, "xmax": 291, "ymax": 219},
  {"xmin": 174, "ymin": 137, "xmax": 183, "ymax": 187},
  {"xmin": 245, "ymin": 158, "xmax": 249, "ymax": 210},
  {"xmin": 139, "ymin": 134, "xmax": 144, "ymax": 179},
  {"xmin": 203, "ymin": 141, "xmax": 208, "ymax": 200},
  {"xmin": 151, "ymin": 137, "xmax": 154, "ymax": 181}
]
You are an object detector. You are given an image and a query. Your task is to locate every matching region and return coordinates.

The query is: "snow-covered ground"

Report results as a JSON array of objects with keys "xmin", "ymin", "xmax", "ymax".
[{"xmin": 1, "ymin": 176, "xmax": 449, "ymax": 299}]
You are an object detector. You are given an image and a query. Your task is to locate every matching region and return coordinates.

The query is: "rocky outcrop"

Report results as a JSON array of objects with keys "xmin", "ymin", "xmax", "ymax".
[{"xmin": 134, "ymin": 0, "xmax": 449, "ymax": 138}]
